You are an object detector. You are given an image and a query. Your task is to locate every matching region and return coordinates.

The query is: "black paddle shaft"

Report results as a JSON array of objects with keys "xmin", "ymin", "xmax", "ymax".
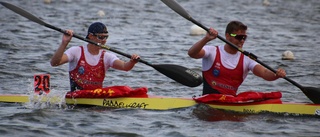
[{"xmin": 0, "ymin": 1, "xmax": 203, "ymax": 87}]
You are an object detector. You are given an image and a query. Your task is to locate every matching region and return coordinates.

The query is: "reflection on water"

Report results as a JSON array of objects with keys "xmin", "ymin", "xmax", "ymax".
[{"xmin": 192, "ymin": 104, "xmax": 249, "ymax": 122}]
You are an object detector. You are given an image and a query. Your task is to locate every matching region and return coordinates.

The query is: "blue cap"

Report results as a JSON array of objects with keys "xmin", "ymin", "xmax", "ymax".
[{"xmin": 86, "ymin": 22, "xmax": 108, "ymax": 39}]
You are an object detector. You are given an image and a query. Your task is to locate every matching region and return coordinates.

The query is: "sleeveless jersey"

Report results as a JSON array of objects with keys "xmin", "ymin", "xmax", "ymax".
[
  {"xmin": 69, "ymin": 46, "xmax": 106, "ymax": 91},
  {"xmin": 203, "ymin": 46, "xmax": 245, "ymax": 96}
]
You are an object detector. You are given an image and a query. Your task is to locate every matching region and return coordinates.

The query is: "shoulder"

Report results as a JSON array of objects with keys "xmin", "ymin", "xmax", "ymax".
[
  {"xmin": 103, "ymin": 51, "xmax": 119, "ymax": 61},
  {"xmin": 243, "ymin": 56, "xmax": 258, "ymax": 70},
  {"xmin": 203, "ymin": 45, "xmax": 218, "ymax": 51},
  {"xmin": 102, "ymin": 51, "xmax": 119, "ymax": 67},
  {"xmin": 203, "ymin": 45, "xmax": 218, "ymax": 57},
  {"xmin": 102, "ymin": 50, "xmax": 117, "ymax": 57},
  {"xmin": 65, "ymin": 46, "xmax": 82, "ymax": 58},
  {"xmin": 66, "ymin": 46, "xmax": 81, "ymax": 52}
]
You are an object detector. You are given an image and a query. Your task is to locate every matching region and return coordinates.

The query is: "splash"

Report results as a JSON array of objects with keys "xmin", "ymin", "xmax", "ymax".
[{"xmin": 23, "ymin": 88, "xmax": 68, "ymax": 109}]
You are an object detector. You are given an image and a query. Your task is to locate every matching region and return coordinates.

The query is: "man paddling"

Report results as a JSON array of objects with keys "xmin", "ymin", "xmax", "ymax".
[
  {"xmin": 188, "ymin": 21, "xmax": 286, "ymax": 96},
  {"xmin": 50, "ymin": 22, "xmax": 139, "ymax": 92}
]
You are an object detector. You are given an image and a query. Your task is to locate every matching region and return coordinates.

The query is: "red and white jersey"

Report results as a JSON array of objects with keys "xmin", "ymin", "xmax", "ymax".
[
  {"xmin": 202, "ymin": 45, "xmax": 258, "ymax": 96},
  {"xmin": 65, "ymin": 45, "xmax": 119, "ymax": 91}
]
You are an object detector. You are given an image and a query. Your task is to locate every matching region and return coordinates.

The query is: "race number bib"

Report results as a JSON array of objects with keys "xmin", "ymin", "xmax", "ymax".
[{"xmin": 34, "ymin": 74, "xmax": 50, "ymax": 94}]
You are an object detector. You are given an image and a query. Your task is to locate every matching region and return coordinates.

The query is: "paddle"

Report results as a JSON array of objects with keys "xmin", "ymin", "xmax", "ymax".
[
  {"xmin": 1, "ymin": 1, "xmax": 203, "ymax": 87},
  {"xmin": 161, "ymin": 0, "xmax": 320, "ymax": 104}
]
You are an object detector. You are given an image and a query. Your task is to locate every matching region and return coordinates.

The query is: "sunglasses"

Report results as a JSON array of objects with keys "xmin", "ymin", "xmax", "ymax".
[
  {"xmin": 92, "ymin": 33, "xmax": 109, "ymax": 40},
  {"xmin": 230, "ymin": 33, "xmax": 247, "ymax": 41}
]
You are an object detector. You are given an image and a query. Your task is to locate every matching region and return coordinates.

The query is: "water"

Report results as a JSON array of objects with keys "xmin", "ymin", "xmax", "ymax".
[{"xmin": 0, "ymin": 0, "xmax": 320, "ymax": 136}]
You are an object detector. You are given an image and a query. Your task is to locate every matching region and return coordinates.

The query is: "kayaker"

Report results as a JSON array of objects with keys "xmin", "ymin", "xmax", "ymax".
[
  {"xmin": 50, "ymin": 22, "xmax": 139, "ymax": 92},
  {"xmin": 188, "ymin": 21, "xmax": 286, "ymax": 96}
]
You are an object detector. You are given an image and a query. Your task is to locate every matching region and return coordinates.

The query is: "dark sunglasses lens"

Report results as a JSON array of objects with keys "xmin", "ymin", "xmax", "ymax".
[
  {"xmin": 235, "ymin": 35, "xmax": 246, "ymax": 41},
  {"xmin": 97, "ymin": 35, "xmax": 108, "ymax": 40}
]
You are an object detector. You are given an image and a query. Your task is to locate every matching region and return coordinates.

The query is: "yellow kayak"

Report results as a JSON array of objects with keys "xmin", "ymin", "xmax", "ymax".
[{"xmin": 1, "ymin": 94, "xmax": 319, "ymax": 116}]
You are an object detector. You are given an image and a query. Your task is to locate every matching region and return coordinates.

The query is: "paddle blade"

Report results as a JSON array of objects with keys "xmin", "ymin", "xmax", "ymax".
[
  {"xmin": 161, "ymin": 0, "xmax": 192, "ymax": 20},
  {"xmin": 152, "ymin": 64, "xmax": 202, "ymax": 87},
  {"xmin": 302, "ymin": 87, "xmax": 320, "ymax": 104},
  {"xmin": 161, "ymin": 0, "xmax": 209, "ymax": 32}
]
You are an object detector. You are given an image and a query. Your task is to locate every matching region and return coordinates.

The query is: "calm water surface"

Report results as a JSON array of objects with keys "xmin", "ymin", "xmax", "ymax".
[{"xmin": 0, "ymin": 0, "xmax": 320, "ymax": 136}]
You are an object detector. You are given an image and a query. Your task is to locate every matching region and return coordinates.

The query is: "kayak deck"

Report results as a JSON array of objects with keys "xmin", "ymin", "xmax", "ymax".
[
  {"xmin": 206, "ymin": 100, "xmax": 320, "ymax": 116},
  {"xmin": 1, "ymin": 94, "xmax": 320, "ymax": 116}
]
